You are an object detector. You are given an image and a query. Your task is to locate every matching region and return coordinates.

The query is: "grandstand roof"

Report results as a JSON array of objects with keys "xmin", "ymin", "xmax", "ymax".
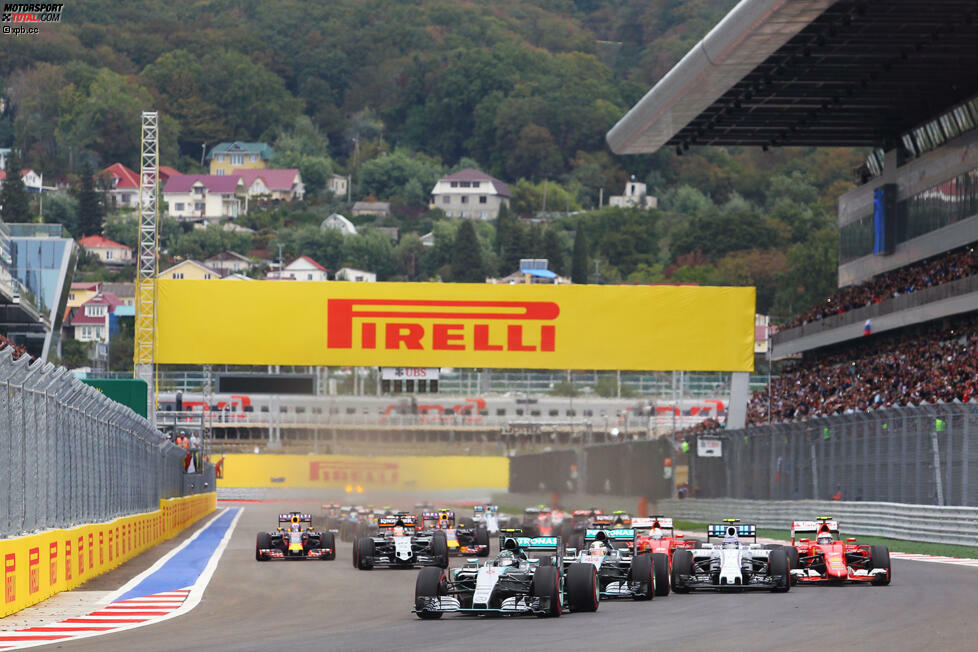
[{"xmin": 607, "ymin": 0, "xmax": 978, "ymax": 154}]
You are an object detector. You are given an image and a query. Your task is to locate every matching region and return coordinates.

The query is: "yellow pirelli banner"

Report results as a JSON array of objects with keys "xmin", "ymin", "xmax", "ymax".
[
  {"xmin": 219, "ymin": 454, "xmax": 509, "ymax": 490},
  {"xmin": 0, "ymin": 493, "xmax": 216, "ymax": 618},
  {"xmin": 157, "ymin": 280, "xmax": 755, "ymax": 371}
]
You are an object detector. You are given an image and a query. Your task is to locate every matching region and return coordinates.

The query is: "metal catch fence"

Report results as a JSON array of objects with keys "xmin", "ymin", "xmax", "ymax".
[
  {"xmin": 686, "ymin": 404, "xmax": 978, "ymax": 506},
  {"xmin": 0, "ymin": 348, "xmax": 199, "ymax": 538}
]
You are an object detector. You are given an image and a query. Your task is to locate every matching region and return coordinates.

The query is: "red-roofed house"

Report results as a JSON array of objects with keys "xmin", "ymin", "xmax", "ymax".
[
  {"xmin": 64, "ymin": 293, "xmax": 122, "ymax": 343},
  {"xmin": 265, "ymin": 255, "xmax": 328, "ymax": 281},
  {"xmin": 162, "ymin": 174, "xmax": 246, "ymax": 221},
  {"xmin": 158, "ymin": 166, "xmax": 181, "ymax": 183},
  {"xmin": 78, "ymin": 235, "xmax": 133, "ymax": 265},
  {"xmin": 430, "ymin": 168, "xmax": 511, "ymax": 219},
  {"xmin": 99, "ymin": 163, "xmax": 140, "ymax": 209},
  {"xmin": 232, "ymin": 168, "xmax": 304, "ymax": 202},
  {"xmin": 0, "ymin": 168, "xmax": 43, "ymax": 193}
]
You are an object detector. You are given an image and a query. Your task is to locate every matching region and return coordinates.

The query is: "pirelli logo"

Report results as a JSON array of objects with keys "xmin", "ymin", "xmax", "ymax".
[{"xmin": 326, "ymin": 299, "xmax": 559, "ymax": 353}]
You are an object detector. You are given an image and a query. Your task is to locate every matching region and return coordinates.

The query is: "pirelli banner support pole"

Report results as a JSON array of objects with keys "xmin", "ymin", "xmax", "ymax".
[{"xmin": 156, "ymin": 281, "xmax": 755, "ymax": 371}]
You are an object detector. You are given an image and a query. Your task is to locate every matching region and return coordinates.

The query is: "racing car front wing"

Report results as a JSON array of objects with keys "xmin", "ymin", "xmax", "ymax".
[
  {"xmin": 259, "ymin": 547, "xmax": 333, "ymax": 560},
  {"xmin": 675, "ymin": 573, "xmax": 789, "ymax": 591},
  {"xmin": 791, "ymin": 567, "xmax": 888, "ymax": 583},
  {"xmin": 413, "ymin": 595, "xmax": 554, "ymax": 616}
]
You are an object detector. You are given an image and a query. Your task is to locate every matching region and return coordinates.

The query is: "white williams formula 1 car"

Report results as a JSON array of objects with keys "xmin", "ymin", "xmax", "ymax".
[{"xmin": 671, "ymin": 520, "xmax": 790, "ymax": 592}]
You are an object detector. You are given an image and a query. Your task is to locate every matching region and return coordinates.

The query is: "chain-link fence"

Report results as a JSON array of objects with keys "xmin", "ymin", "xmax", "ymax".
[
  {"xmin": 507, "ymin": 403, "xmax": 978, "ymax": 507},
  {"xmin": 0, "ymin": 348, "xmax": 201, "ymax": 537},
  {"xmin": 685, "ymin": 404, "xmax": 978, "ymax": 505}
]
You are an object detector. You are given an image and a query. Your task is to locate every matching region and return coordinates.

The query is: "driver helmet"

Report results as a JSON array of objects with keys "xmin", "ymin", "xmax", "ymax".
[
  {"xmin": 589, "ymin": 541, "xmax": 608, "ymax": 557},
  {"xmin": 496, "ymin": 550, "xmax": 517, "ymax": 567},
  {"xmin": 289, "ymin": 523, "xmax": 302, "ymax": 533},
  {"xmin": 392, "ymin": 526, "xmax": 405, "ymax": 537},
  {"xmin": 650, "ymin": 527, "xmax": 664, "ymax": 540},
  {"xmin": 722, "ymin": 534, "xmax": 739, "ymax": 549},
  {"xmin": 816, "ymin": 532, "xmax": 833, "ymax": 546}
]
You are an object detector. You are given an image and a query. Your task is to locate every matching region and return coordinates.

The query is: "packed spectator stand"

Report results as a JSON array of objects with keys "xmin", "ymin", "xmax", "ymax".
[{"xmin": 783, "ymin": 242, "xmax": 978, "ymax": 328}]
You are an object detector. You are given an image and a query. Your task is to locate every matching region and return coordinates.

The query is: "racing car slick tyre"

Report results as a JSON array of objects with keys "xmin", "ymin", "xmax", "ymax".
[
  {"xmin": 870, "ymin": 545, "xmax": 891, "ymax": 585},
  {"xmin": 255, "ymin": 532, "xmax": 272, "ymax": 561},
  {"xmin": 652, "ymin": 552, "xmax": 670, "ymax": 597},
  {"xmin": 415, "ymin": 567, "xmax": 447, "ymax": 620},
  {"xmin": 768, "ymin": 548, "xmax": 790, "ymax": 593},
  {"xmin": 475, "ymin": 526, "xmax": 490, "ymax": 556},
  {"xmin": 320, "ymin": 532, "xmax": 336, "ymax": 560},
  {"xmin": 357, "ymin": 537, "xmax": 375, "ymax": 570},
  {"xmin": 531, "ymin": 565, "xmax": 562, "ymax": 618},
  {"xmin": 352, "ymin": 536, "xmax": 359, "ymax": 568},
  {"xmin": 672, "ymin": 549, "xmax": 693, "ymax": 593},
  {"xmin": 430, "ymin": 531, "xmax": 449, "ymax": 569},
  {"xmin": 566, "ymin": 562, "xmax": 599, "ymax": 612},
  {"xmin": 629, "ymin": 553, "xmax": 654, "ymax": 601},
  {"xmin": 784, "ymin": 546, "xmax": 799, "ymax": 585}
]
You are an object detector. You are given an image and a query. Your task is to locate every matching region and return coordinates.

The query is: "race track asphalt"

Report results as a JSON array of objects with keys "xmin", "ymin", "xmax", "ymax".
[{"xmin": 56, "ymin": 502, "xmax": 978, "ymax": 652}]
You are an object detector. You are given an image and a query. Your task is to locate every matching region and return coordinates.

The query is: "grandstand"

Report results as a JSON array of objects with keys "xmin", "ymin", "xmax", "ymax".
[{"xmin": 608, "ymin": 0, "xmax": 978, "ymax": 423}]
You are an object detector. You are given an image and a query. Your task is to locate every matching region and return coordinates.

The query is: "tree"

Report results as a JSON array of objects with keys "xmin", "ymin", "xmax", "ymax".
[
  {"xmin": 42, "ymin": 193, "xmax": 80, "ymax": 236},
  {"xmin": 75, "ymin": 162, "xmax": 104, "ymax": 236},
  {"xmin": 0, "ymin": 151, "xmax": 31, "ymax": 222},
  {"xmin": 394, "ymin": 232, "xmax": 425, "ymax": 280},
  {"xmin": 542, "ymin": 227, "xmax": 566, "ymax": 276},
  {"xmin": 108, "ymin": 319, "xmax": 134, "ymax": 372},
  {"xmin": 494, "ymin": 202, "xmax": 517, "ymax": 273},
  {"xmin": 571, "ymin": 223, "xmax": 588, "ymax": 284},
  {"xmin": 450, "ymin": 220, "xmax": 488, "ymax": 283},
  {"xmin": 60, "ymin": 339, "xmax": 89, "ymax": 369}
]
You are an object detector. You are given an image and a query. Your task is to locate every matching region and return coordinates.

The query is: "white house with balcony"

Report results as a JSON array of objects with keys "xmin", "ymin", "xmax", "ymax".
[
  {"xmin": 609, "ymin": 178, "xmax": 657, "ymax": 209},
  {"xmin": 430, "ymin": 168, "xmax": 511, "ymax": 219},
  {"xmin": 265, "ymin": 255, "xmax": 329, "ymax": 281},
  {"xmin": 163, "ymin": 174, "xmax": 246, "ymax": 221}
]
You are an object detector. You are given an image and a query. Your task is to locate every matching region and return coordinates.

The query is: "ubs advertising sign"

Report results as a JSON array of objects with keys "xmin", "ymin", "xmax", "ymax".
[{"xmin": 156, "ymin": 280, "xmax": 755, "ymax": 371}]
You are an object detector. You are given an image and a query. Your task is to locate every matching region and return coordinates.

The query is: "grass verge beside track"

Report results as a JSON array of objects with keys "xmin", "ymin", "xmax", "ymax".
[{"xmin": 673, "ymin": 520, "xmax": 978, "ymax": 558}]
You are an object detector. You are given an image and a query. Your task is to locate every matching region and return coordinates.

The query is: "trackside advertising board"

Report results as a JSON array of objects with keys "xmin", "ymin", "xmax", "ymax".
[{"xmin": 156, "ymin": 280, "xmax": 755, "ymax": 370}]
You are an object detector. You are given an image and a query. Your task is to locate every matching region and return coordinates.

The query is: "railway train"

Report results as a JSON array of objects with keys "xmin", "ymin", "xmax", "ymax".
[{"xmin": 156, "ymin": 392, "xmax": 727, "ymax": 428}]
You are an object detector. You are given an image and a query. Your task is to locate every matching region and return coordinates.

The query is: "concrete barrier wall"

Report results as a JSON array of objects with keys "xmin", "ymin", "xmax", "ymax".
[{"xmin": 0, "ymin": 493, "xmax": 216, "ymax": 618}]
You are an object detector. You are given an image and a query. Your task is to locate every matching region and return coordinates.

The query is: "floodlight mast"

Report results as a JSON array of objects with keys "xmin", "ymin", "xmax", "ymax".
[{"xmin": 134, "ymin": 111, "xmax": 159, "ymax": 427}]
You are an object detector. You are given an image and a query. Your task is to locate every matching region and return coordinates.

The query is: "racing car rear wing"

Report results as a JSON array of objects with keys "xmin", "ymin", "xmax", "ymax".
[
  {"xmin": 584, "ymin": 528, "xmax": 635, "ymax": 542},
  {"xmin": 632, "ymin": 516, "xmax": 674, "ymax": 532},
  {"xmin": 279, "ymin": 513, "xmax": 312, "ymax": 523},
  {"xmin": 791, "ymin": 518, "xmax": 839, "ymax": 543},
  {"xmin": 707, "ymin": 523, "xmax": 756, "ymax": 541},
  {"xmin": 378, "ymin": 515, "xmax": 418, "ymax": 527}
]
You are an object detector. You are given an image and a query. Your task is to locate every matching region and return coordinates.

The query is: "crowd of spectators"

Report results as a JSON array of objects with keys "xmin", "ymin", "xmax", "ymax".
[
  {"xmin": 746, "ymin": 319, "xmax": 978, "ymax": 424},
  {"xmin": 784, "ymin": 243, "xmax": 978, "ymax": 328}
]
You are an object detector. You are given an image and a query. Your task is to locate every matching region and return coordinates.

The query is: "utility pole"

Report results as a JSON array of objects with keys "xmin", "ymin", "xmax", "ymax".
[{"xmin": 200, "ymin": 143, "xmax": 207, "ymax": 167}]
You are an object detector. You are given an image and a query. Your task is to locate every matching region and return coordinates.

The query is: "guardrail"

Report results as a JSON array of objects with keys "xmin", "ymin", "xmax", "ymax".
[
  {"xmin": 0, "ymin": 346, "xmax": 206, "ymax": 538},
  {"xmin": 491, "ymin": 493, "xmax": 978, "ymax": 547}
]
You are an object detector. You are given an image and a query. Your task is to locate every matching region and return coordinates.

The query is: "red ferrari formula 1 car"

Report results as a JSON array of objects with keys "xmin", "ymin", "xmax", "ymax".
[
  {"xmin": 630, "ymin": 516, "xmax": 695, "ymax": 596},
  {"xmin": 789, "ymin": 517, "xmax": 891, "ymax": 585}
]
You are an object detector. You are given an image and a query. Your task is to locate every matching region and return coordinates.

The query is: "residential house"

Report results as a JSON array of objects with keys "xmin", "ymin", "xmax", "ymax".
[
  {"xmin": 0, "ymin": 168, "xmax": 43, "ymax": 193},
  {"xmin": 64, "ymin": 292, "xmax": 122, "ymax": 343},
  {"xmin": 163, "ymin": 175, "xmax": 246, "ymax": 221},
  {"xmin": 67, "ymin": 282, "xmax": 101, "ymax": 309},
  {"xmin": 78, "ymin": 235, "xmax": 133, "ymax": 265},
  {"xmin": 0, "ymin": 148, "xmax": 10, "ymax": 171},
  {"xmin": 489, "ymin": 259, "xmax": 569, "ymax": 285},
  {"xmin": 321, "ymin": 213, "xmax": 357, "ymax": 235},
  {"xmin": 233, "ymin": 168, "xmax": 305, "ymax": 202},
  {"xmin": 430, "ymin": 168, "xmax": 511, "ymax": 220},
  {"xmin": 335, "ymin": 267, "xmax": 376, "ymax": 282},
  {"xmin": 99, "ymin": 163, "xmax": 140, "ymax": 209},
  {"xmin": 265, "ymin": 255, "xmax": 328, "ymax": 281},
  {"xmin": 351, "ymin": 201, "xmax": 391, "ymax": 218},
  {"xmin": 222, "ymin": 273, "xmax": 254, "ymax": 281},
  {"xmin": 205, "ymin": 251, "xmax": 252, "ymax": 277},
  {"xmin": 609, "ymin": 178, "xmax": 657, "ymax": 209},
  {"xmin": 419, "ymin": 232, "xmax": 435, "ymax": 248},
  {"xmin": 159, "ymin": 260, "xmax": 220, "ymax": 280},
  {"xmin": 158, "ymin": 166, "xmax": 181, "ymax": 183},
  {"xmin": 207, "ymin": 142, "xmax": 273, "ymax": 176},
  {"xmin": 102, "ymin": 282, "xmax": 135, "ymax": 306},
  {"xmin": 327, "ymin": 174, "xmax": 348, "ymax": 197}
]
